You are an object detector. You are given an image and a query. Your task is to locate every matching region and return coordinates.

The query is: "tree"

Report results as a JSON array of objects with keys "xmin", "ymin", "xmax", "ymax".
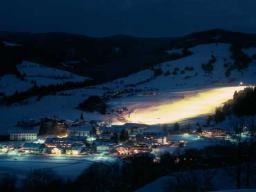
[
  {"xmin": 120, "ymin": 129, "xmax": 129, "ymax": 142},
  {"xmin": 80, "ymin": 113, "xmax": 84, "ymax": 121},
  {"xmin": 201, "ymin": 54, "xmax": 216, "ymax": 73},
  {"xmin": 75, "ymin": 163, "xmax": 122, "ymax": 192},
  {"xmin": 196, "ymin": 122, "xmax": 202, "ymax": 133},
  {"xmin": 122, "ymin": 153, "xmax": 156, "ymax": 189},
  {"xmin": 0, "ymin": 174, "xmax": 16, "ymax": 192},
  {"xmin": 226, "ymin": 119, "xmax": 244, "ymax": 189},
  {"xmin": 111, "ymin": 132, "xmax": 119, "ymax": 144},
  {"xmin": 22, "ymin": 169, "xmax": 64, "ymax": 192},
  {"xmin": 244, "ymin": 116, "xmax": 256, "ymax": 187},
  {"xmin": 78, "ymin": 96, "xmax": 107, "ymax": 114},
  {"xmin": 173, "ymin": 123, "xmax": 180, "ymax": 131},
  {"xmin": 168, "ymin": 170, "xmax": 215, "ymax": 192},
  {"xmin": 90, "ymin": 126, "xmax": 97, "ymax": 136}
]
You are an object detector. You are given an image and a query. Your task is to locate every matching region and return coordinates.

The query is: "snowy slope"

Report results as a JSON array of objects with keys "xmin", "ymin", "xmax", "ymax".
[
  {"xmin": 0, "ymin": 154, "xmax": 116, "ymax": 180},
  {"xmin": 136, "ymin": 168, "xmax": 254, "ymax": 192},
  {"xmin": 0, "ymin": 61, "xmax": 89, "ymax": 96},
  {"xmin": 1, "ymin": 43, "xmax": 256, "ymax": 133},
  {"xmin": 0, "ymin": 75, "xmax": 32, "ymax": 96},
  {"xmin": 0, "ymin": 87, "xmax": 106, "ymax": 133},
  {"xmin": 107, "ymin": 43, "xmax": 256, "ymax": 91}
]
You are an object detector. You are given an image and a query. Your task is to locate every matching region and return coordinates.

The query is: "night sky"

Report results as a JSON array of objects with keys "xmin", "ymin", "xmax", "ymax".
[{"xmin": 1, "ymin": 0, "xmax": 256, "ymax": 37}]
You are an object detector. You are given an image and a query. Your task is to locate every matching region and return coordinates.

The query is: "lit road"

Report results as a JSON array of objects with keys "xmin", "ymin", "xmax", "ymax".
[{"xmin": 124, "ymin": 86, "xmax": 246, "ymax": 125}]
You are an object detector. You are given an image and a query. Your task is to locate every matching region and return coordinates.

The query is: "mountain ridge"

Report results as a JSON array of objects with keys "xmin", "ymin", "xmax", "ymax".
[{"xmin": 1, "ymin": 29, "xmax": 256, "ymax": 84}]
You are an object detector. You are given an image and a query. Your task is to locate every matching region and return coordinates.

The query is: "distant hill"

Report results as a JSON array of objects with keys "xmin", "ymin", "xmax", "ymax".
[
  {"xmin": 0, "ymin": 32, "xmax": 174, "ymax": 82},
  {"xmin": 2, "ymin": 29, "xmax": 256, "ymax": 83}
]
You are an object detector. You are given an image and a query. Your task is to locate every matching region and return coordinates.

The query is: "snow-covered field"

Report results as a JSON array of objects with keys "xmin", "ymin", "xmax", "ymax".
[
  {"xmin": 17, "ymin": 61, "xmax": 88, "ymax": 86},
  {"xmin": 0, "ymin": 87, "xmax": 105, "ymax": 134},
  {"xmin": 0, "ymin": 154, "xmax": 116, "ymax": 179}
]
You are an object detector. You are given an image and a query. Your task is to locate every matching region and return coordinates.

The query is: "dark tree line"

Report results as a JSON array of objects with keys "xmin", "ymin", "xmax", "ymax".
[
  {"xmin": 214, "ymin": 87, "xmax": 256, "ymax": 123},
  {"xmin": 201, "ymin": 54, "xmax": 216, "ymax": 73},
  {"xmin": 77, "ymin": 95, "xmax": 108, "ymax": 114},
  {"xmin": 0, "ymin": 42, "xmax": 23, "ymax": 76},
  {"xmin": 225, "ymin": 43, "xmax": 252, "ymax": 77}
]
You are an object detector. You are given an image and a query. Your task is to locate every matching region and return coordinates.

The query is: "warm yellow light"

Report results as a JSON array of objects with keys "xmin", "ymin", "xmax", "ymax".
[
  {"xmin": 72, "ymin": 150, "xmax": 79, "ymax": 156},
  {"xmin": 57, "ymin": 134, "xmax": 68, "ymax": 138},
  {"xmin": 51, "ymin": 147, "xmax": 61, "ymax": 155},
  {"xmin": 124, "ymin": 86, "xmax": 246, "ymax": 125}
]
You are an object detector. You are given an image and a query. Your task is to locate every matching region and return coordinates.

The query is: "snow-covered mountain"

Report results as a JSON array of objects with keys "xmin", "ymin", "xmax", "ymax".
[{"xmin": 1, "ymin": 30, "xmax": 256, "ymax": 134}]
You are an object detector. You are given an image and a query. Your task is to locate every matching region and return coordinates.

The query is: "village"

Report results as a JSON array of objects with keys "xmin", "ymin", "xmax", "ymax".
[{"xmin": 0, "ymin": 113, "xmax": 247, "ymax": 158}]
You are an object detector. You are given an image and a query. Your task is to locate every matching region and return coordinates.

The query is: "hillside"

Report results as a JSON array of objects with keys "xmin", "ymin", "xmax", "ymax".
[
  {"xmin": 0, "ymin": 32, "xmax": 174, "ymax": 82},
  {"xmin": 1, "ymin": 30, "xmax": 256, "ymax": 133},
  {"xmin": 1, "ymin": 29, "xmax": 256, "ymax": 83},
  {"xmin": 0, "ymin": 61, "xmax": 89, "ymax": 96}
]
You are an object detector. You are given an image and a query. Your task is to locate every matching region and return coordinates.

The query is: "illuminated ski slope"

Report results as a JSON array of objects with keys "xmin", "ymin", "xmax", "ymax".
[{"xmin": 126, "ymin": 86, "xmax": 246, "ymax": 125}]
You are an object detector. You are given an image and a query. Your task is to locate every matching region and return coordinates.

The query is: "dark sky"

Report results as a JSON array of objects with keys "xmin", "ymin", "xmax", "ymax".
[{"xmin": 1, "ymin": 0, "xmax": 256, "ymax": 37}]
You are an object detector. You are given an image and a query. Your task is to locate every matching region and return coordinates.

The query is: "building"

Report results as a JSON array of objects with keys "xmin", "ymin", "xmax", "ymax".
[
  {"xmin": 39, "ymin": 118, "xmax": 68, "ymax": 137},
  {"xmin": 95, "ymin": 141, "xmax": 114, "ymax": 153},
  {"xmin": 10, "ymin": 130, "xmax": 38, "ymax": 141},
  {"xmin": 66, "ymin": 143, "xmax": 85, "ymax": 155},
  {"xmin": 68, "ymin": 124, "xmax": 92, "ymax": 137},
  {"xmin": 142, "ymin": 130, "xmax": 168, "ymax": 145},
  {"xmin": 20, "ymin": 143, "xmax": 42, "ymax": 154},
  {"xmin": 200, "ymin": 129, "xmax": 227, "ymax": 139}
]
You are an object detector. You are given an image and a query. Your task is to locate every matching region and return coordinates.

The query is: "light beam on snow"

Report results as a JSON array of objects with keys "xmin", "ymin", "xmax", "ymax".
[{"xmin": 125, "ymin": 86, "xmax": 246, "ymax": 125}]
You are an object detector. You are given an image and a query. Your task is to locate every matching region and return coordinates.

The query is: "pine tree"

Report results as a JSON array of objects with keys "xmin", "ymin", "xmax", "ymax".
[{"xmin": 80, "ymin": 113, "xmax": 84, "ymax": 121}]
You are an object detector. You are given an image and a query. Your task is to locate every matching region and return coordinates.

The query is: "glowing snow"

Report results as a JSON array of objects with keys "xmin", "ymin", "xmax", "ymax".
[{"xmin": 126, "ymin": 86, "xmax": 246, "ymax": 125}]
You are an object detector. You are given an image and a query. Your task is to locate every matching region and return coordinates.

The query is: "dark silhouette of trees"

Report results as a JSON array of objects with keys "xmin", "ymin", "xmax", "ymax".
[
  {"xmin": 22, "ymin": 169, "xmax": 64, "ymax": 192},
  {"xmin": 77, "ymin": 95, "xmax": 107, "ymax": 114},
  {"xmin": 122, "ymin": 153, "xmax": 157, "ymax": 190},
  {"xmin": 3, "ymin": 79, "xmax": 94, "ymax": 105},
  {"xmin": 230, "ymin": 44, "xmax": 252, "ymax": 71},
  {"xmin": 201, "ymin": 54, "xmax": 216, "ymax": 73},
  {"xmin": 74, "ymin": 163, "xmax": 122, "ymax": 192},
  {"xmin": 214, "ymin": 87, "xmax": 256, "ymax": 123},
  {"xmin": 119, "ymin": 129, "xmax": 129, "ymax": 142},
  {"xmin": 0, "ymin": 174, "xmax": 16, "ymax": 192},
  {"xmin": 173, "ymin": 122, "xmax": 180, "ymax": 131},
  {"xmin": 168, "ymin": 170, "xmax": 215, "ymax": 192}
]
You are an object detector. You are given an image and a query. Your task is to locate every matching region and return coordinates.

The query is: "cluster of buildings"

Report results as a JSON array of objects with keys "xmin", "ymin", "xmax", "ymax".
[
  {"xmin": 0, "ymin": 117, "xmax": 172, "ymax": 156},
  {"xmin": 0, "ymin": 116, "xmax": 239, "ymax": 157}
]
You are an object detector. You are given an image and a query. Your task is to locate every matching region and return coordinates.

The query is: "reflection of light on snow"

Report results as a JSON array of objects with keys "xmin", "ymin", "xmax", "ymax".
[
  {"xmin": 57, "ymin": 134, "xmax": 68, "ymax": 138},
  {"xmin": 126, "ymin": 86, "xmax": 246, "ymax": 125},
  {"xmin": 181, "ymin": 134, "xmax": 201, "ymax": 141},
  {"xmin": 7, "ymin": 150, "xmax": 19, "ymax": 156},
  {"xmin": 34, "ymin": 139, "xmax": 45, "ymax": 144},
  {"xmin": 89, "ymin": 153, "xmax": 116, "ymax": 162},
  {"xmin": 86, "ymin": 136, "xmax": 96, "ymax": 143}
]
